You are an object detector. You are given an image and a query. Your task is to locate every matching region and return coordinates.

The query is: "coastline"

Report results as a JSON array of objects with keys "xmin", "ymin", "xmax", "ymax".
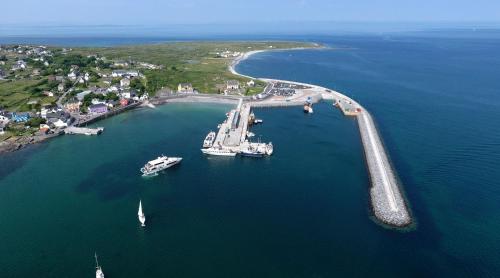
[{"xmin": 0, "ymin": 43, "xmax": 413, "ymax": 228}]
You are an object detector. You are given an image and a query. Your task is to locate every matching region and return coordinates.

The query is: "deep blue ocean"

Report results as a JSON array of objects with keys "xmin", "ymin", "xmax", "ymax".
[{"xmin": 0, "ymin": 33, "xmax": 499, "ymax": 277}]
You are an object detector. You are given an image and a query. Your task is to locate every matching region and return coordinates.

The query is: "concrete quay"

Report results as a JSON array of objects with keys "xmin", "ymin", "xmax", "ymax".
[
  {"xmin": 208, "ymin": 99, "xmax": 271, "ymax": 155},
  {"xmin": 65, "ymin": 126, "xmax": 104, "ymax": 135}
]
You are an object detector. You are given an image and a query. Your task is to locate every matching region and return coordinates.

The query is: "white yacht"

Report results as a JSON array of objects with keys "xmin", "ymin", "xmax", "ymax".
[
  {"xmin": 201, "ymin": 147, "xmax": 236, "ymax": 156},
  {"xmin": 138, "ymin": 200, "xmax": 146, "ymax": 227},
  {"xmin": 140, "ymin": 155, "xmax": 182, "ymax": 176},
  {"xmin": 203, "ymin": 131, "xmax": 216, "ymax": 148},
  {"xmin": 95, "ymin": 253, "xmax": 104, "ymax": 278}
]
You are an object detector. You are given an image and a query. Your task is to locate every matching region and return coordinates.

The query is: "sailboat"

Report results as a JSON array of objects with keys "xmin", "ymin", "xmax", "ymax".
[
  {"xmin": 95, "ymin": 253, "xmax": 104, "ymax": 278},
  {"xmin": 138, "ymin": 200, "xmax": 146, "ymax": 227}
]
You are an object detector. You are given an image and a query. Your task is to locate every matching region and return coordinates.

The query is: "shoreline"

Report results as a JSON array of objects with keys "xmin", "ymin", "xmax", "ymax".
[{"xmin": 1, "ymin": 44, "xmax": 414, "ymax": 228}]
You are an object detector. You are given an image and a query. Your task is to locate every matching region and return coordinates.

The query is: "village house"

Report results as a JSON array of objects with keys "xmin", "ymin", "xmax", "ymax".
[
  {"xmin": 43, "ymin": 91, "xmax": 54, "ymax": 97},
  {"xmin": 120, "ymin": 98, "xmax": 129, "ymax": 107},
  {"xmin": 120, "ymin": 91, "xmax": 131, "ymax": 99},
  {"xmin": 58, "ymin": 83, "xmax": 65, "ymax": 92},
  {"xmin": 68, "ymin": 71, "xmax": 78, "ymax": 81},
  {"xmin": 247, "ymin": 80, "xmax": 255, "ymax": 87},
  {"xmin": 12, "ymin": 60, "xmax": 27, "ymax": 71},
  {"xmin": 111, "ymin": 70, "xmax": 139, "ymax": 78},
  {"xmin": 52, "ymin": 119, "xmax": 68, "ymax": 128},
  {"xmin": 88, "ymin": 103, "xmax": 108, "ymax": 114},
  {"xmin": 178, "ymin": 83, "xmax": 194, "ymax": 93},
  {"xmin": 0, "ymin": 114, "xmax": 9, "ymax": 134},
  {"xmin": 39, "ymin": 124, "xmax": 50, "ymax": 133},
  {"xmin": 64, "ymin": 100, "xmax": 81, "ymax": 113},
  {"xmin": 113, "ymin": 61, "xmax": 129, "ymax": 67},
  {"xmin": 0, "ymin": 121, "xmax": 6, "ymax": 135},
  {"xmin": 11, "ymin": 112, "xmax": 30, "ymax": 122},
  {"xmin": 226, "ymin": 80, "xmax": 240, "ymax": 90},
  {"xmin": 120, "ymin": 77, "xmax": 131, "ymax": 88},
  {"xmin": 76, "ymin": 90, "xmax": 92, "ymax": 101}
]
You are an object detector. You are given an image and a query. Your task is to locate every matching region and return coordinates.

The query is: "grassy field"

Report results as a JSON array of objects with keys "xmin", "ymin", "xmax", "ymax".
[
  {"xmin": 0, "ymin": 78, "xmax": 58, "ymax": 111},
  {"xmin": 0, "ymin": 41, "xmax": 318, "ymax": 111},
  {"xmin": 76, "ymin": 41, "xmax": 317, "ymax": 94}
]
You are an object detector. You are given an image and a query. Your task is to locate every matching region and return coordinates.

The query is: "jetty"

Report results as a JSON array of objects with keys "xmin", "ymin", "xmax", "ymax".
[
  {"xmin": 227, "ymin": 70, "xmax": 412, "ymax": 226},
  {"xmin": 65, "ymin": 126, "xmax": 104, "ymax": 136},
  {"xmin": 205, "ymin": 99, "xmax": 272, "ymax": 155}
]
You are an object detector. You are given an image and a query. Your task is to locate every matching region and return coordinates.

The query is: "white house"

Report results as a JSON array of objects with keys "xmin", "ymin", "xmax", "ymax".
[
  {"xmin": 53, "ymin": 119, "xmax": 68, "ymax": 128},
  {"xmin": 247, "ymin": 80, "xmax": 255, "ymax": 87},
  {"xmin": 120, "ymin": 77, "xmax": 131, "ymax": 87},
  {"xmin": 76, "ymin": 90, "xmax": 92, "ymax": 101},
  {"xmin": 68, "ymin": 71, "xmax": 78, "ymax": 80},
  {"xmin": 121, "ymin": 91, "xmax": 131, "ymax": 99},
  {"xmin": 226, "ymin": 80, "xmax": 240, "ymax": 90}
]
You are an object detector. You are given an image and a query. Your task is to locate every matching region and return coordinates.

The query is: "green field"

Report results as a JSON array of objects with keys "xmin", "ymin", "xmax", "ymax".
[
  {"xmin": 0, "ymin": 78, "xmax": 58, "ymax": 111},
  {"xmin": 0, "ymin": 41, "xmax": 317, "ymax": 111},
  {"xmin": 77, "ymin": 41, "xmax": 317, "ymax": 93}
]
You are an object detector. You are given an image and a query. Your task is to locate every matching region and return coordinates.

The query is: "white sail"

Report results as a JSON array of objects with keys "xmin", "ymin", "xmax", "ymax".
[
  {"xmin": 95, "ymin": 253, "xmax": 104, "ymax": 278},
  {"xmin": 138, "ymin": 200, "xmax": 146, "ymax": 227}
]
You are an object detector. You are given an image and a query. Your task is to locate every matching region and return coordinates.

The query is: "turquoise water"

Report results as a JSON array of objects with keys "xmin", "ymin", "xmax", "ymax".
[{"xmin": 1, "ymin": 35, "xmax": 500, "ymax": 277}]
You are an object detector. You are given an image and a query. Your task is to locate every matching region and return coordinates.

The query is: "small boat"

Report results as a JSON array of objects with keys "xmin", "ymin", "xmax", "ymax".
[
  {"xmin": 95, "ymin": 253, "xmax": 104, "ymax": 278},
  {"xmin": 138, "ymin": 200, "xmax": 146, "ymax": 227},
  {"xmin": 246, "ymin": 131, "xmax": 255, "ymax": 138},
  {"xmin": 203, "ymin": 131, "xmax": 216, "ymax": 148},
  {"xmin": 304, "ymin": 97, "xmax": 314, "ymax": 113},
  {"xmin": 140, "ymin": 155, "xmax": 182, "ymax": 177},
  {"xmin": 303, "ymin": 104, "xmax": 313, "ymax": 113},
  {"xmin": 266, "ymin": 142, "xmax": 274, "ymax": 155},
  {"xmin": 254, "ymin": 119, "xmax": 263, "ymax": 124}
]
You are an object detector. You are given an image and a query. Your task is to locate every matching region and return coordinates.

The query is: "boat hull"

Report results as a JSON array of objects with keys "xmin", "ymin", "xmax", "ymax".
[
  {"xmin": 240, "ymin": 151, "xmax": 265, "ymax": 158},
  {"xmin": 201, "ymin": 149, "xmax": 237, "ymax": 156}
]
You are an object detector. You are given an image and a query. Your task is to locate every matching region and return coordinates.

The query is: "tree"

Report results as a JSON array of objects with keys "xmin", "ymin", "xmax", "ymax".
[{"xmin": 25, "ymin": 117, "xmax": 46, "ymax": 127}]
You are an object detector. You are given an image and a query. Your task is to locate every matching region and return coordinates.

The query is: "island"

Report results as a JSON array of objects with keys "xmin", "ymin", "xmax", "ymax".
[{"xmin": 0, "ymin": 41, "xmax": 412, "ymax": 228}]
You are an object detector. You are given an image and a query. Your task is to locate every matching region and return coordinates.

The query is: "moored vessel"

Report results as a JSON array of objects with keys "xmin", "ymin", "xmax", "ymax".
[
  {"xmin": 203, "ymin": 131, "xmax": 216, "ymax": 148},
  {"xmin": 201, "ymin": 147, "xmax": 236, "ymax": 156},
  {"xmin": 140, "ymin": 155, "xmax": 182, "ymax": 176}
]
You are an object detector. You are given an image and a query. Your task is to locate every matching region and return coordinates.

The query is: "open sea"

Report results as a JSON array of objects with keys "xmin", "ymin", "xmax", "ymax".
[{"xmin": 1, "ymin": 33, "xmax": 500, "ymax": 277}]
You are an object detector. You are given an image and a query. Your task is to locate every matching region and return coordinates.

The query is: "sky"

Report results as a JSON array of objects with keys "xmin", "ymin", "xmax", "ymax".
[
  {"xmin": 1, "ymin": 0, "xmax": 500, "ymax": 36},
  {"xmin": 2, "ymin": 0, "xmax": 500, "ymax": 25}
]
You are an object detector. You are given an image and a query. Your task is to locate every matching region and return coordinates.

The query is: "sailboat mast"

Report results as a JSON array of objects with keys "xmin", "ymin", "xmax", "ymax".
[{"xmin": 95, "ymin": 252, "xmax": 99, "ymax": 268}]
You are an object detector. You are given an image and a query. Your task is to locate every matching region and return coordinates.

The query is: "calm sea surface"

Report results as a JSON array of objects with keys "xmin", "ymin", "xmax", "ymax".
[{"xmin": 1, "ymin": 34, "xmax": 500, "ymax": 277}]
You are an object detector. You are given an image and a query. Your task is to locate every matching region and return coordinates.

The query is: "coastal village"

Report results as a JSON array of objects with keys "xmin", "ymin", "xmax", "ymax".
[
  {"xmin": 0, "ymin": 44, "xmax": 264, "ymax": 152},
  {"xmin": 0, "ymin": 42, "xmax": 409, "ymax": 228}
]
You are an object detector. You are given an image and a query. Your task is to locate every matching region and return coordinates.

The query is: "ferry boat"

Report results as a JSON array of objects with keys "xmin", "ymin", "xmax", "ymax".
[
  {"xmin": 203, "ymin": 131, "xmax": 216, "ymax": 148},
  {"xmin": 140, "ymin": 155, "xmax": 182, "ymax": 176},
  {"xmin": 95, "ymin": 253, "xmax": 104, "ymax": 278},
  {"xmin": 201, "ymin": 147, "xmax": 237, "ymax": 156}
]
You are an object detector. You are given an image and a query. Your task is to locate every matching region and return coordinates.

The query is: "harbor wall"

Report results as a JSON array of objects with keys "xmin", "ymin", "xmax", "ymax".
[{"xmin": 357, "ymin": 111, "xmax": 411, "ymax": 227}]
